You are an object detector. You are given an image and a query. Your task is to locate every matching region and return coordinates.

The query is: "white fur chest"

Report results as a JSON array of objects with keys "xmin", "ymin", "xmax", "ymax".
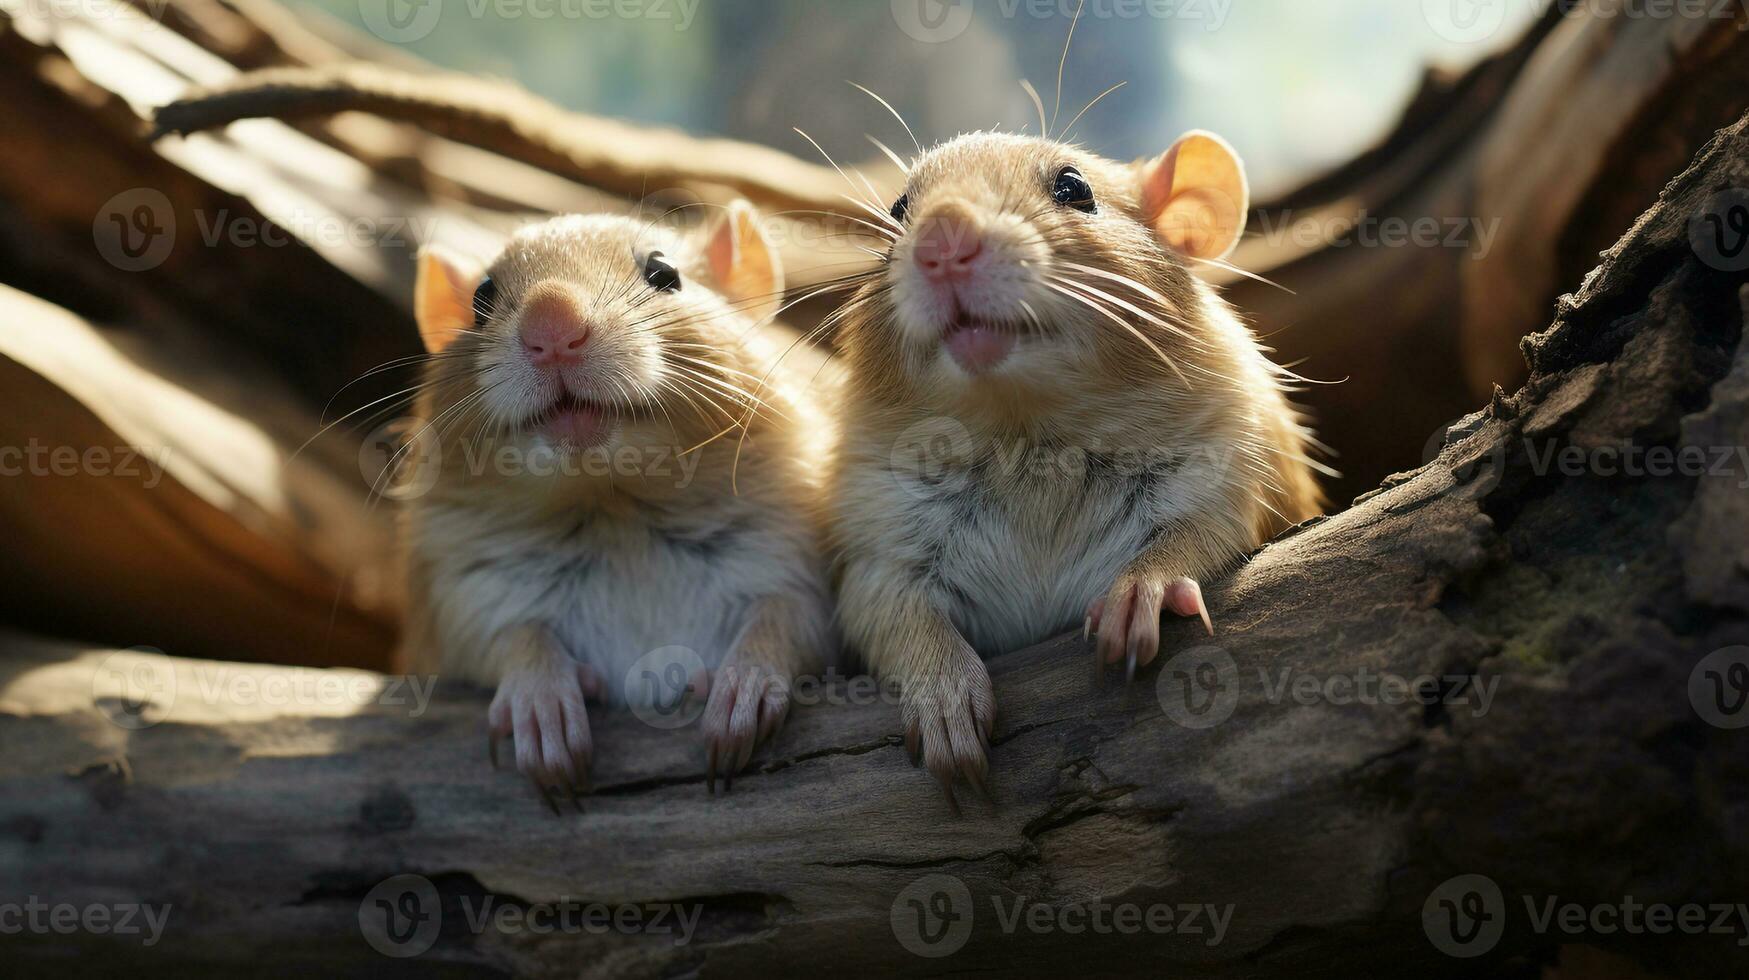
[
  {"xmin": 872, "ymin": 440, "xmax": 1225, "ymax": 654},
  {"xmin": 411, "ymin": 500, "xmax": 785, "ymax": 704}
]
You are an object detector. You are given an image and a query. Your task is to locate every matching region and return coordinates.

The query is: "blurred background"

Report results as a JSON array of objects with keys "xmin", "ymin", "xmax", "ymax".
[{"xmin": 292, "ymin": 0, "xmax": 1540, "ymax": 197}]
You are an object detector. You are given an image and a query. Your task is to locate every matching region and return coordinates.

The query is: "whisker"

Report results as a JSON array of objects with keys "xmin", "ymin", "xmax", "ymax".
[
  {"xmin": 1050, "ymin": 0, "xmax": 1089, "ymax": 137},
  {"xmin": 1019, "ymin": 78, "xmax": 1048, "ymax": 137},
  {"xmin": 1060, "ymin": 81, "xmax": 1126, "ymax": 144},
  {"xmin": 866, "ymin": 135, "xmax": 911, "ymax": 176},
  {"xmin": 1188, "ymin": 255, "xmax": 1297, "ymax": 295},
  {"xmin": 849, "ymin": 80, "xmax": 921, "ymax": 155},
  {"xmin": 1042, "ymin": 279, "xmax": 1188, "ymax": 387}
]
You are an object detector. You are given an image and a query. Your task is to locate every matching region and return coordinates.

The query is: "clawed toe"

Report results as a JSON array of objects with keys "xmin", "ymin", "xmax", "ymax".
[{"xmin": 1088, "ymin": 575, "xmax": 1216, "ymax": 687}]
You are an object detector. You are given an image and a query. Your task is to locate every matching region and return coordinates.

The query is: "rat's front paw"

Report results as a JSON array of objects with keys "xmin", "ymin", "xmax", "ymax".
[
  {"xmin": 900, "ymin": 644, "xmax": 996, "ymax": 816},
  {"xmin": 699, "ymin": 659, "xmax": 791, "ymax": 793},
  {"xmin": 487, "ymin": 650, "xmax": 599, "ymax": 814},
  {"xmin": 1086, "ymin": 572, "xmax": 1214, "ymax": 684}
]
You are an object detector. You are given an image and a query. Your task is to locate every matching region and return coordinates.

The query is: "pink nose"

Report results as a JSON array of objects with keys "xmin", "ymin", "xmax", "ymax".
[
  {"xmin": 517, "ymin": 285, "xmax": 591, "ymax": 368},
  {"xmin": 912, "ymin": 214, "xmax": 985, "ymax": 281}
]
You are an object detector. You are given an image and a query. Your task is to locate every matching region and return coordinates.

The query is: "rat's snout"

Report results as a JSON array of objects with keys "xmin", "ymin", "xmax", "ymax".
[
  {"xmin": 516, "ymin": 281, "xmax": 592, "ymax": 369},
  {"xmin": 911, "ymin": 206, "xmax": 987, "ymax": 283}
]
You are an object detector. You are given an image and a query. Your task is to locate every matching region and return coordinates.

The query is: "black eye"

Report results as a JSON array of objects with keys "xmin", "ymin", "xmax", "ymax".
[
  {"xmin": 643, "ymin": 251, "xmax": 681, "ymax": 292},
  {"xmin": 1051, "ymin": 166, "xmax": 1095, "ymax": 213},
  {"xmin": 890, "ymin": 193, "xmax": 910, "ymax": 224},
  {"xmin": 472, "ymin": 275, "xmax": 496, "ymax": 329}
]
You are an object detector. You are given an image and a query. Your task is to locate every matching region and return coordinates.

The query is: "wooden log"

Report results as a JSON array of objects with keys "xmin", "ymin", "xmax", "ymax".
[
  {"xmin": 0, "ymin": 285, "xmax": 398, "ymax": 669},
  {"xmin": 3, "ymin": 109, "xmax": 1747, "ymax": 978}
]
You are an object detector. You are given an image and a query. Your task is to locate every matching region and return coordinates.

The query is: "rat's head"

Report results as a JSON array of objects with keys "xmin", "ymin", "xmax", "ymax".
[
  {"xmin": 844, "ymin": 130, "xmax": 1248, "ymax": 404},
  {"xmin": 412, "ymin": 203, "xmax": 783, "ymax": 490}
]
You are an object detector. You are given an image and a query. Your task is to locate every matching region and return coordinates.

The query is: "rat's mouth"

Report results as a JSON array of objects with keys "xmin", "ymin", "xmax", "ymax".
[
  {"xmin": 521, "ymin": 391, "xmax": 622, "ymax": 449},
  {"xmin": 941, "ymin": 314, "xmax": 1026, "ymax": 374}
]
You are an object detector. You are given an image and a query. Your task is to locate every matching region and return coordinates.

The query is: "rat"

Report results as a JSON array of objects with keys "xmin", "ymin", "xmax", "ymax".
[
  {"xmin": 825, "ymin": 130, "xmax": 1325, "ymax": 811},
  {"xmin": 397, "ymin": 203, "xmax": 835, "ymax": 810}
]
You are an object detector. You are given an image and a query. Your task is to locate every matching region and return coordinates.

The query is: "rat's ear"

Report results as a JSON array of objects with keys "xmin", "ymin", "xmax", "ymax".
[
  {"xmin": 1138, "ymin": 131, "xmax": 1249, "ymax": 262},
  {"xmin": 701, "ymin": 200, "xmax": 784, "ymax": 323},
  {"xmin": 414, "ymin": 245, "xmax": 483, "ymax": 353}
]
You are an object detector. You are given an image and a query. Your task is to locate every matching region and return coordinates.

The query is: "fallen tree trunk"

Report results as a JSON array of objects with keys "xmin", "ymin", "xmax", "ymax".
[{"xmin": 4, "ymin": 109, "xmax": 1748, "ymax": 979}]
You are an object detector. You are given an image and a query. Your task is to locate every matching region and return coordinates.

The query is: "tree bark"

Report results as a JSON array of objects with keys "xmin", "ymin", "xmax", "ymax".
[{"xmin": 4, "ymin": 108, "xmax": 1748, "ymax": 978}]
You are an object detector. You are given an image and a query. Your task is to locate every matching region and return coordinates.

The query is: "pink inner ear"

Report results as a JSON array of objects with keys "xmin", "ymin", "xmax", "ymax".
[
  {"xmin": 706, "ymin": 215, "xmax": 741, "ymax": 286},
  {"xmin": 1141, "ymin": 144, "xmax": 1188, "ymax": 223},
  {"xmin": 415, "ymin": 251, "xmax": 475, "ymax": 354},
  {"xmin": 1138, "ymin": 135, "xmax": 1248, "ymax": 261}
]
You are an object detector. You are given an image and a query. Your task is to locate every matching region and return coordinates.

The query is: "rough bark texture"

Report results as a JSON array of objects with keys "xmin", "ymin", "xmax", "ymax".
[{"xmin": 5, "ymin": 108, "xmax": 1749, "ymax": 979}]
